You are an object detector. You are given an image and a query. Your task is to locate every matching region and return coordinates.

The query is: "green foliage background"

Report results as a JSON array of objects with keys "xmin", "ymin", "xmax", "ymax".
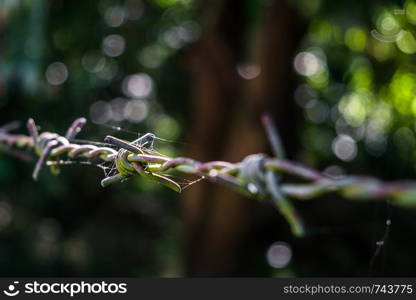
[{"xmin": 2, "ymin": 0, "xmax": 416, "ymax": 276}]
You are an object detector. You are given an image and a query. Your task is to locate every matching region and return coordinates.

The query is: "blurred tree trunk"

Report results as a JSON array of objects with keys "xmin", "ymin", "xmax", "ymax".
[{"xmin": 183, "ymin": 0, "xmax": 301, "ymax": 276}]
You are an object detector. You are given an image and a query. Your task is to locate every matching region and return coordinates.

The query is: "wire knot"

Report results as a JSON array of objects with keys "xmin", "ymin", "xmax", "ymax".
[
  {"xmin": 115, "ymin": 148, "xmax": 141, "ymax": 177},
  {"xmin": 36, "ymin": 132, "xmax": 69, "ymax": 155},
  {"xmin": 27, "ymin": 117, "xmax": 86, "ymax": 180},
  {"xmin": 239, "ymin": 153, "xmax": 267, "ymax": 196}
]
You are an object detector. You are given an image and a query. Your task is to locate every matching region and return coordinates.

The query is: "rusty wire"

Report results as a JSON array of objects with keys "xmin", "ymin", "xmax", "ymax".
[{"xmin": 1, "ymin": 116, "xmax": 416, "ymax": 237}]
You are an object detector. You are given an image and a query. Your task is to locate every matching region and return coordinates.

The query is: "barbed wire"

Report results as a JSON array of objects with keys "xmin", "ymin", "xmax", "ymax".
[{"xmin": 1, "ymin": 116, "xmax": 416, "ymax": 237}]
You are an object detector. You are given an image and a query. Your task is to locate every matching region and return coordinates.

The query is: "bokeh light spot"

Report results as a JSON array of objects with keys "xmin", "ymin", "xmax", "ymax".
[
  {"xmin": 102, "ymin": 34, "xmax": 126, "ymax": 57},
  {"xmin": 110, "ymin": 98, "xmax": 126, "ymax": 122},
  {"xmin": 406, "ymin": 0, "xmax": 416, "ymax": 25},
  {"xmin": 294, "ymin": 51, "xmax": 321, "ymax": 76},
  {"xmin": 266, "ymin": 242, "xmax": 292, "ymax": 269},
  {"xmin": 339, "ymin": 93, "xmax": 370, "ymax": 127},
  {"xmin": 122, "ymin": 73, "xmax": 153, "ymax": 98},
  {"xmin": 90, "ymin": 101, "xmax": 112, "ymax": 124},
  {"xmin": 104, "ymin": 6, "xmax": 126, "ymax": 27},
  {"xmin": 332, "ymin": 134, "xmax": 357, "ymax": 161},
  {"xmin": 396, "ymin": 30, "xmax": 416, "ymax": 54},
  {"xmin": 138, "ymin": 45, "xmax": 169, "ymax": 69},
  {"xmin": 237, "ymin": 63, "xmax": 261, "ymax": 80},
  {"xmin": 124, "ymin": 99, "xmax": 149, "ymax": 123},
  {"xmin": 345, "ymin": 27, "xmax": 367, "ymax": 52},
  {"xmin": 154, "ymin": 115, "xmax": 180, "ymax": 140},
  {"xmin": 45, "ymin": 62, "xmax": 68, "ymax": 86}
]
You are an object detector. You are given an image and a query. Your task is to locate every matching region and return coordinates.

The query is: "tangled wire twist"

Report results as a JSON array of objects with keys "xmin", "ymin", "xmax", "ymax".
[{"xmin": 1, "ymin": 116, "xmax": 416, "ymax": 237}]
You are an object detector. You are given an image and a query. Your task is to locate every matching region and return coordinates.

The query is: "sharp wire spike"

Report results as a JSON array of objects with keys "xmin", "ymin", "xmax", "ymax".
[
  {"xmin": 65, "ymin": 117, "xmax": 87, "ymax": 140},
  {"xmin": 32, "ymin": 141, "xmax": 58, "ymax": 180},
  {"xmin": 104, "ymin": 136, "xmax": 142, "ymax": 154},
  {"xmin": 261, "ymin": 113, "xmax": 286, "ymax": 159},
  {"xmin": 0, "ymin": 121, "xmax": 20, "ymax": 133},
  {"xmin": 27, "ymin": 118, "xmax": 39, "ymax": 140}
]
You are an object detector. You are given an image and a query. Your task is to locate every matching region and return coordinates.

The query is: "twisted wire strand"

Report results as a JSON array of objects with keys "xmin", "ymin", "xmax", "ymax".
[{"xmin": 1, "ymin": 117, "xmax": 416, "ymax": 236}]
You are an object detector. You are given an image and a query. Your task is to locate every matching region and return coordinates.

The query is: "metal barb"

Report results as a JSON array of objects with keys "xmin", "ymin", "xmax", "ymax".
[
  {"xmin": 133, "ymin": 133, "xmax": 155, "ymax": 148},
  {"xmin": 104, "ymin": 136, "xmax": 143, "ymax": 154},
  {"xmin": 27, "ymin": 118, "xmax": 39, "ymax": 141},
  {"xmin": 65, "ymin": 117, "xmax": 87, "ymax": 140},
  {"xmin": 265, "ymin": 171, "xmax": 305, "ymax": 236},
  {"xmin": 261, "ymin": 113, "xmax": 286, "ymax": 159},
  {"xmin": 0, "ymin": 121, "xmax": 20, "ymax": 133},
  {"xmin": 32, "ymin": 140, "xmax": 58, "ymax": 180}
]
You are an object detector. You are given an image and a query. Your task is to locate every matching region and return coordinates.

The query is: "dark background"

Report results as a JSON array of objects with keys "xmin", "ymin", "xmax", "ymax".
[{"xmin": 1, "ymin": 0, "xmax": 416, "ymax": 276}]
